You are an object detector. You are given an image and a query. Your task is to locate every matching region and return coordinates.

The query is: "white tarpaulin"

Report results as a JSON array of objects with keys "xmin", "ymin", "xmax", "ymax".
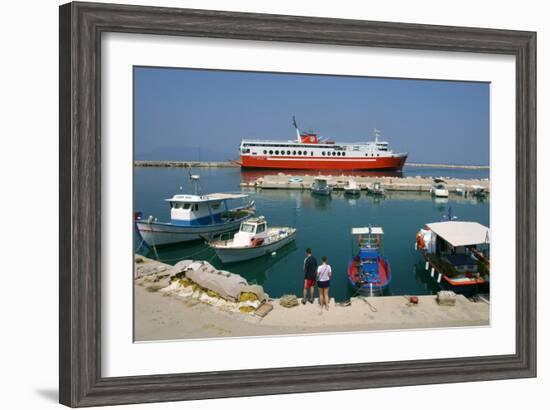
[{"xmin": 426, "ymin": 221, "xmax": 490, "ymax": 247}]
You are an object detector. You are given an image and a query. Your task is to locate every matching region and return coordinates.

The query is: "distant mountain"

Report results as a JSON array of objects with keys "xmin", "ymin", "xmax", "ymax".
[{"xmin": 135, "ymin": 144, "xmax": 236, "ymax": 162}]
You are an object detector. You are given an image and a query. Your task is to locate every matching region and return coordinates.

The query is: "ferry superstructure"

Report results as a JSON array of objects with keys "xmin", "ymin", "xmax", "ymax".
[{"xmin": 238, "ymin": 117, "xmax": 407, "ymax": 171}]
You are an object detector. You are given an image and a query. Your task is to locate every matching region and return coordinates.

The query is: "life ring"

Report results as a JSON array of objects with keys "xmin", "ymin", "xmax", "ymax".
[{"xmin": 416, "ymin": 232, "xmax": 425, "ymax": 250}]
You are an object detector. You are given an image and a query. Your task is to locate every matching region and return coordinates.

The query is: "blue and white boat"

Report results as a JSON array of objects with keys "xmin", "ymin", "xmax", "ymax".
[{"xmin": 135, "ymin": 173, "xmax": 255, "ymax": 247}]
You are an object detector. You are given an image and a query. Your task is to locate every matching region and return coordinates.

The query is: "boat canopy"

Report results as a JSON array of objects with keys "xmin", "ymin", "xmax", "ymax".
[
  {"xmin": 352, "ymin": 227, "xmax": 384, "ymax": 235},
  {"xmin": 426, "ymin": 221, "xmax": 489, "ymax": 247},
  {"xmin": 166, "ymin": 193, "xmax": 248, "ymax": 203}
]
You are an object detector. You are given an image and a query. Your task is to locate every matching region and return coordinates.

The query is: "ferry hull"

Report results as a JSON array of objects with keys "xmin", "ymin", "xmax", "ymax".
[{"xmin": 239, "ymin": 155, "xmax": 407, "ymax": 170}]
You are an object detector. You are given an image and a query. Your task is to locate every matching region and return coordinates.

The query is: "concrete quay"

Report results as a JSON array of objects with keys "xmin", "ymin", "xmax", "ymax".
[
  {"xmin": 240, "ymin": 173, "xmax": 490, "ymax": 195},
  {"xmin": 134, "ymin": 255, "xmax": 490, "ymax": 341}
]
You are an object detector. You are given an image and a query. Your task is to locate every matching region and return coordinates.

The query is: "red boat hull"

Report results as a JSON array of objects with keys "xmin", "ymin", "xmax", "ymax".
[{"xmin": 239, "ymin": 155, "xmax": 407, "ymax": 170}]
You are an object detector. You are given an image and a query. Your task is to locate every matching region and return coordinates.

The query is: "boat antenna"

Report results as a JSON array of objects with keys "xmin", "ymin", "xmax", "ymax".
[
  {"xmin": 373, "ymin": 128, "xmax": 381, "ymax": 144},
  {"xmin": 188, "ymin": 167, "xmax": 201, "ymax": 195},
  {"xmin": 292, "ymin": 115, "xmax": 301, "ymax": 142}
]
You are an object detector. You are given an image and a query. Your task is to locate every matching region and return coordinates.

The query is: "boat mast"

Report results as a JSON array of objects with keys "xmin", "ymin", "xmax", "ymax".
[
  {"xmin": 373, "ymin": 128, "xmax": 381, "ymax": 144},
  {"xmin": 188, "ymin": 168, "xmax": 201, "ymax": 195},
  {"xmin": 292, "ymin": 115, "xmax": 301, "ymax": 143}
]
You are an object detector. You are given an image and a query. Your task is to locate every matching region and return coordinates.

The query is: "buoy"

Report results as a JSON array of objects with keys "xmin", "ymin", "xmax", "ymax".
[
  {"xmin": 431, "ymin": 267, "xmax": 435, "ymax": 277},
  {"xmin": 425, "ymin": 261, "xmax": 429, "ymax": 270},
  {"xmin": 437, "ymin": 273, "xmax": 442, "ymax": 283},
  {"xmin": 271, "ymin": 252, "xmax": 276, "ymax": 256}
]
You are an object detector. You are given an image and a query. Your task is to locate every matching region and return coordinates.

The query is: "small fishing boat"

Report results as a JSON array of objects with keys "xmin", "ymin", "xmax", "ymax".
[
  {"xmin": 288, "ymin": 177, "xmax": 303, "ymax": 183},
  {"xmin": 455, "ymin": 183, "xmax": 466, "ymax": 196},
  {"xmin": 135, "ymin": 172, "xmax": 255, "ymax": 247},
  {"xmin": 415, "ymin": 220, "xmax": 490, "ymax": 295},
  {"xmin": 430, "ymin": 178, "xmax": 449, "ymax": 198},
  {"xmin": 208, "ymin": 216, "xmax": 297, "ymax": 263},
  {"xmin": 471, "ymin": 185, "xmax": 488, "ymax": 199},
  {"xmin": 347, "ymin": 227, "xmax": 392, "ymax": 296},
  {"xmin": 367, "ymin": 181, "xmax": 385, "ymax": 196},
  {"xmin": 311, "ymin": 177, "xmax": 332, "ymax": 196},
  {"xmin": 344, "ymin": 179, "xmax": 361, "ymax": 196}
]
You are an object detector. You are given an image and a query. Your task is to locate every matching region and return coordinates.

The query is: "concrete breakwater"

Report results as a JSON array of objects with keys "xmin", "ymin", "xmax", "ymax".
[
  {"xmin": 407, "ymin": 162, "xmax": 489, "ymax": 170},
  {"xmin": 135, "ymin": 160, "xmax": 239, "ymax": 168},
  {"xmin": 240, "ymin": 173, "xmax": 490, "ymax": 194},
  {"xmin": 134, "ymin": 254, "xmax": 490, "ymax": 340}
]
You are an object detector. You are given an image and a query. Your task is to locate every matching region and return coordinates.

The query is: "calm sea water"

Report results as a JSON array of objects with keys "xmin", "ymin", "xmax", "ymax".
[{"xmin": 134, "ymin": 167, "xmax": 489, "ymax": 301}]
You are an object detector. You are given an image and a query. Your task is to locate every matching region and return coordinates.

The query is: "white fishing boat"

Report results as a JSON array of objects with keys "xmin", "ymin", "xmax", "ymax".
[
  {"xmin": 344, "ymin": 179, "xmax": 361, "ymax": 196},
  {"xmin": 415, "ymin": 220, "xmax": 490, "ymax": 296},
  {"xmin": 135, "ymin": 173, "xmax": 255, "ymax": 246},
  {"xmin": 311, "ymin": 176, "xmax": 332, "ymax": 196},
  {"xmin": 208, "ymin": 216, "xmax": 297, "ymax": 263},
  {"xmin": 430, "ymin": 178, "xmax": 449, "ymax": 198},
  {"xmin": 367, "ymin": 181, "xmax": 385, "ymax": 196},
  {"xmin": 455, "ymin": 183, "xmax": 466, "ymax": 196}
]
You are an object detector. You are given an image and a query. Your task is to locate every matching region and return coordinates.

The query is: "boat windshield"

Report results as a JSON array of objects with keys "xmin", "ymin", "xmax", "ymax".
[
  {"xmin": 171, "ymin": 202, "xmax": 192, "ymax": 210},
  {"xmin": 240, "ymin": 223, "xmax": 255, "ymax": 233}
]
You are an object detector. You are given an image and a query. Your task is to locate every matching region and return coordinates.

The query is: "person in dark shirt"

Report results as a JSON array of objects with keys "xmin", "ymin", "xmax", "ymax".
[{"xmin": 302, "ymin": 248, "xmax": 318, "ymax": 304}]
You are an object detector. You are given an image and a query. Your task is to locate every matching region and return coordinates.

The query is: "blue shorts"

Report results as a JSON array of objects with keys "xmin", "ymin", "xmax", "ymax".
[{"xmin": 317, "ymin": 280, "xmax": 330, "ymax": 289}]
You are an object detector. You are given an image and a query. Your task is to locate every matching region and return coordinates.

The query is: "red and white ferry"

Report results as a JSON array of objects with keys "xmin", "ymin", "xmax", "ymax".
[{"xmin": 238, "ymin": 117, "xmax": 407, "ymax": 171}]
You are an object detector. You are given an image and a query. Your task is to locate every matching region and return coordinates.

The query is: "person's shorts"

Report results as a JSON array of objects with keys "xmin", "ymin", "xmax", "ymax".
[
  {"xmin": 304, "ymin": 279, "xmax": 316, "ymax": 288},
  {"xmin": 317, "ymin": 280, "xmax": 330, "ymax": 289}
]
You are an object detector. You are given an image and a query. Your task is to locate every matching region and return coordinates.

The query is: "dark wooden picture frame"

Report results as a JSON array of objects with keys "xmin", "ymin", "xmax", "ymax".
[{"xmin": 59, "ymin": 1, "xmax": 536, "ymax": 407}]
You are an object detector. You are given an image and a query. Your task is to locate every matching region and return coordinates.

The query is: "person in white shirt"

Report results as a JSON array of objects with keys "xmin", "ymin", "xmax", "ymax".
[{"xmin": 316, "ymin": 256, "xmax": 332, "ymax": 310}]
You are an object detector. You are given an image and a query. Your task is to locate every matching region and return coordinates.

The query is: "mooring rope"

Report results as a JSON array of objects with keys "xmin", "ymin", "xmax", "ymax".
[{"xmin": 360, "ymin": 296, "xmax": 378, "ymax": 312}]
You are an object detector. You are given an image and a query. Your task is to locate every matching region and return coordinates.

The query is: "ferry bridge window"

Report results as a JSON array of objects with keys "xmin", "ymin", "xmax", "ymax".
[
  {"xmin": 322, "ymin": 152, "xmax": 325, "ymax": 156},
  {"xmin": 303, "ymin": 151, "xmax": 308, "ymax": 156},
  {"xmin": 293, "ymin": 151, "xmax": 296, "ymax": 155},
  {"xmin": 269, "ymin": 150, "xmax": 273, "ymax": 155},
  {"xmin": 256, "ymin": 223, "xmax": 266, "ymax": 233},
  {"xmin": 332, "ymin": 152, "xmax": 336, "ymax": 156},
  {"xmin": 298, "ymin": 150, "xmax": 302, "ymax": 155},
  {"xmin": 287, "ymin": 150, "xmax": 291, "ymax": 155},
  {"xmin": 342, "ymin": 152, "xmax": 346, "ymax": 157},
  {"xmin": 337, "ymin": 152, "xmax": 341, "ymax": 156},
  {"xmin": 192, "ymin": 204, "xmax": 199, "ymax": 211},
  {"xmin": 275, "ymin": 150, "xmax": 279, "ymax": 155},
  {"xmin": 263, "ymin": 150, "xmax": 267, "ymax": 155}
]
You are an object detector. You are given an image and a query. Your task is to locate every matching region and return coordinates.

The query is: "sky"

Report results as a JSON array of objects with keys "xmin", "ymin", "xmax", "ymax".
[{"xmin": 134, "ymin": 67, "xmax": 490, "ymax": 165}]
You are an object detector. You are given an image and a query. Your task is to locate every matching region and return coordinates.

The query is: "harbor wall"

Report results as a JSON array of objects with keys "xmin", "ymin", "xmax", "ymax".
[{"xmin": 241, "ymin": 173, "xmax": 490, "ymax": 194}]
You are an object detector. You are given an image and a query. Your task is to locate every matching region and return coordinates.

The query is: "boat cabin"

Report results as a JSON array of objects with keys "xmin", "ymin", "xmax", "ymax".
[
  {"xmin": 352, "ymin": 227, "xmax": 384, "ymax": 249},
  {"xmin": 313, "ymin": 177, "xmax": 329, "ymax": 189},
  {"xmin": 421, "ymin": 221, "xmax": 489, "ymax": 275},
  {"xmin": 232, "ymin": 216, "xmax": 268, "ymax": 247},
  {"xmin": 166, "ymin": 193, "xmax": 249, "ymax": 226}
]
